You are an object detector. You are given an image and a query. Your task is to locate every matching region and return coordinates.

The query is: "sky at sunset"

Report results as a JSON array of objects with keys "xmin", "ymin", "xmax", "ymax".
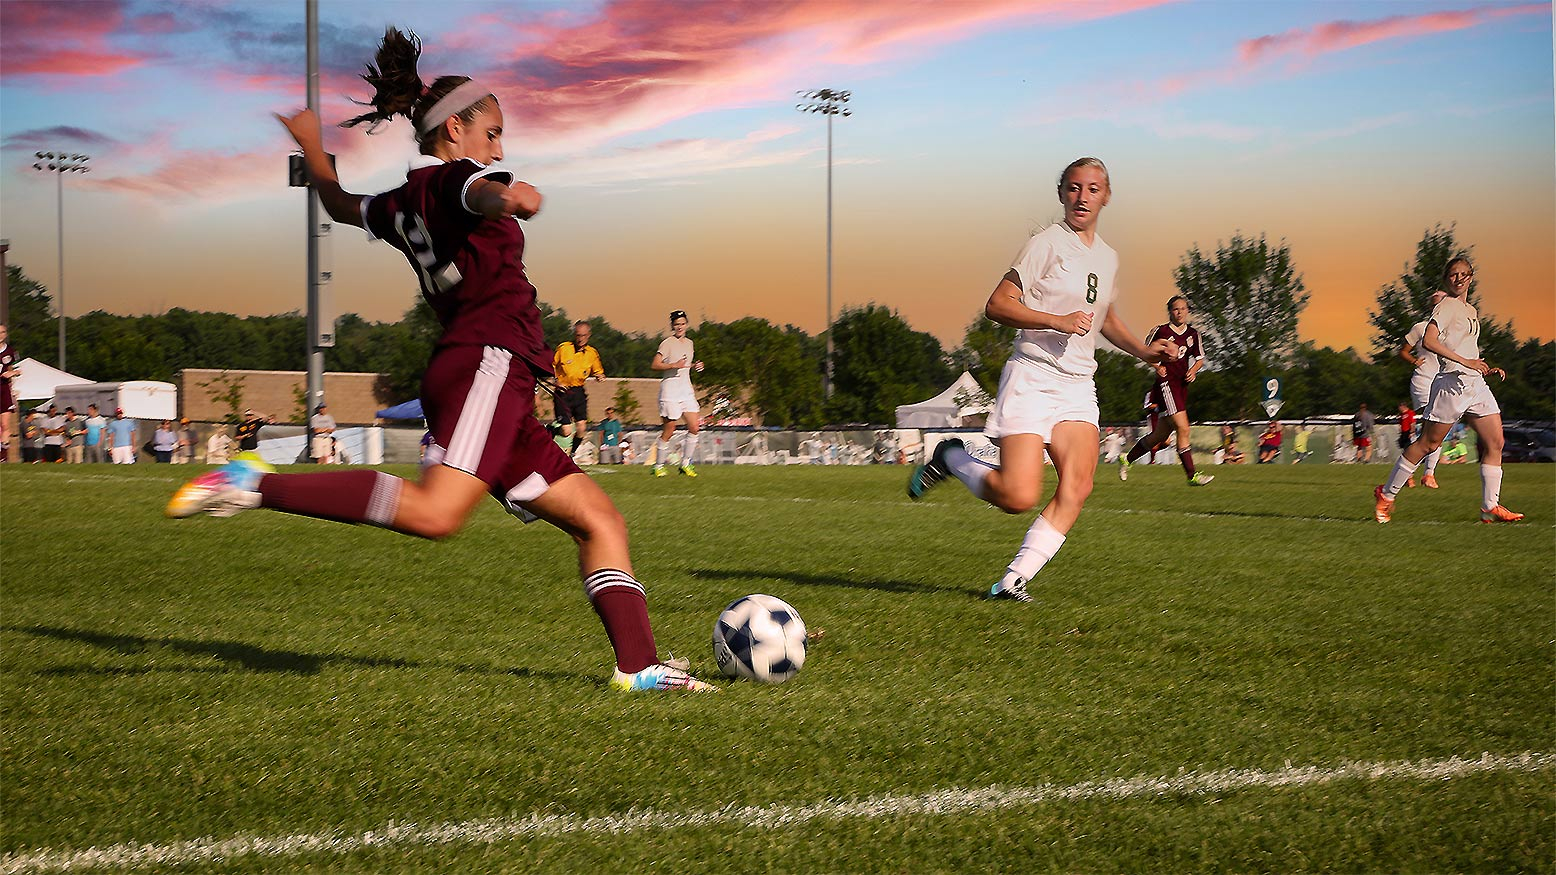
[{"xmin": 1, "ymin": 0, "xmax": 1551, "ymax": 362}]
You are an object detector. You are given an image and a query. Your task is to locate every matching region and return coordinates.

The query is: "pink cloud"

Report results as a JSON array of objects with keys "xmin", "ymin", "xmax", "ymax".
[
  {"xmin": 1239, "ymin": 3, "xmax": 1547, "ymax": 65},
  {"xmin": 427, "ymin": 0, "xmax": 1176, "ymax": 147},
  {"xmin": 0, "ymin": 0, "xmax": 153, "ymax": 80}
]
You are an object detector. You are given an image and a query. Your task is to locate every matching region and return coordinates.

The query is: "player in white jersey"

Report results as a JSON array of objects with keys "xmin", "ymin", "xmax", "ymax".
[
  {"xmin": 908, "ymin": 157, "xmax": 1177, "ymax": 602},
  {"xmin": 1399, "ymin": 289, "xmax": 1448, "ymax": 488},
  {"xmin": 651, "ymin": 310, "xmax": 704, "ymax": 477},
  {"xmin": 1375, "ymin": 257, "xmax": 1522, "ymax": 523}
]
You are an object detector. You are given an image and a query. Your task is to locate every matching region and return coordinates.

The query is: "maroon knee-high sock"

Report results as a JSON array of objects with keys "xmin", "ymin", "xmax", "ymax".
[
  {"xmin": 257, "ymin": 470, "xmax": 404, "ymax": 527},
  {"xmin": 1178, "ymin": 447, "xmax": 1197, "ymax": 477},
  {"xmin": 582, "ymin": 568, "xmax": 658, "ymax": 673}
]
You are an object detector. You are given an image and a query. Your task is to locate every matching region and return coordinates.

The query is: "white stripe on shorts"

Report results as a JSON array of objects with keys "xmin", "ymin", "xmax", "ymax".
[
  {"xmin": 1159, "ymin": 380, "xmax": 1179, "ymax": 416},
  {"xmin": 445, "ymin": 346, "xmax": 511, "ymax": 474}
]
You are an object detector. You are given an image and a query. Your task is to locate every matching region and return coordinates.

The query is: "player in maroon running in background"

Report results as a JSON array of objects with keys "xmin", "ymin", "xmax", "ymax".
[
  {"xmin": 167, "ymin": 28, "xmax": 715, "ymax": 692},
  {"xmin": 1118, "ymin": 295, "xmax": 1214, "ymax": 485},
  {"xmin": 0, "ymin": 324, "xmax": 19, "ymax": 463}
]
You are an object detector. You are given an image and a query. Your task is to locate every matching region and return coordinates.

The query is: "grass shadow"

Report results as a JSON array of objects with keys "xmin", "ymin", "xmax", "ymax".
[
  {"xmin": 690, "ymin": 568, "xmax": 962, "ymax": 596},
  {"xmin": 3, "ymin": 624, "xmax": 585, "ymax": 683}
]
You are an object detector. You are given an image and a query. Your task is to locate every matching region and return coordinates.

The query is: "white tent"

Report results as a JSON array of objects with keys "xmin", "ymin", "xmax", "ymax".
[
  {"xmin": 8, "ymin": 358, "xmax": 94, "ymax": 401},
  {"xmin": 894, "ymin": 371, "xmax": 993, "ymax": 429}
]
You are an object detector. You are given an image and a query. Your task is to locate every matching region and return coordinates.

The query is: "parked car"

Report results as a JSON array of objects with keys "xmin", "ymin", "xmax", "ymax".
[{"xmin": 1502, "ymin": 425, "xmax": 1555, "ymax": 463}]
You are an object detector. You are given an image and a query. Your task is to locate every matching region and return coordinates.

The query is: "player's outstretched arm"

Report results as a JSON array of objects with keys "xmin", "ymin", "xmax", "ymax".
[
  {"xmin": 1101, "ymin": 308, "xmax": 1174, "ymax": 364},
  {"xmin": 984, "ymin": 274, "xmax": 1091, "ymax": 334},
  {"xmin": 275, "ymin": 109, "xmax": 365, "ymax": 228}
]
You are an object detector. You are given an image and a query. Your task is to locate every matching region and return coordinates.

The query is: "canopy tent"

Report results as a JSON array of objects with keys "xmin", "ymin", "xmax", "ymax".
[
  {"xmin": 376, "ymin": 398, "xmax": 424, "ymax": 420},
  {"xmin": 894, "ymin": 371, "xmax": 992, "ymax": 429},
  {"xmin": 8, "ymin": 358, "xmax": 94, "ymax": 401}
]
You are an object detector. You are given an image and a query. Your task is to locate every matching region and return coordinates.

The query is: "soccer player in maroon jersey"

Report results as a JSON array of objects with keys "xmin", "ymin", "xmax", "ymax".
[
  {"xmin": 1118, "ymin": 295, "xmax": 1214, "ymax": 486},
  {"xmin": 0, "ymin": 324, "xmax": 18, "ymax": 463},
  {"xmin": 167, "ymin": 28, "xmax": 715, "ymax": 692}
]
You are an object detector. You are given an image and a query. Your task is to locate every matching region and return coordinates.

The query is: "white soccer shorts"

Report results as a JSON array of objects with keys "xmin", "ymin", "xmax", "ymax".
[
  {"xmin": 983, "ymin": 360, "xmax": 1098, "ymax": 440},
  {"xmin": 1423, "ymin": 371, "xmax": 1500, "ymax": 423},
  {"xmin": 659, "ymin": 392, "xmax": 700, "ymax": 420}
]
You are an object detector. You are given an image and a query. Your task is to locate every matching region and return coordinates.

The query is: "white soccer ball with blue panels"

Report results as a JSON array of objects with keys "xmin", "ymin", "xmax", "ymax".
[{"xmin": 711, "ymin": 594, "xmax": 807, "ymax": 684}]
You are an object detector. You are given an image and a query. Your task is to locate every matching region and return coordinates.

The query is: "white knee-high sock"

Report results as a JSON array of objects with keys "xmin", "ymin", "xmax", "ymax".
[
  {"xmin": 656, "ymin": 439, "xmax": 670, "ymax": 464},
  {"xmin": 1383, "ymin": 456, "xmax": 1419, "ymax": 498},
  {"xmin": 1480, "ymin": 463, "xmax": 1502, "ymax": 511},
  {"xmin": 1007, "ymin": 515, "xmax": 1067, "ymax": 581},
  {"xmin": 682, "ymin": 433, "xmax": 699, "ymax": 463},
  {"xmin": 942, "ymin": 443, "xmax": 993, "ymax": 499},
  {"xmin": 1422, "ymin": 445, "xmax": 1442, "ymax": 476}
]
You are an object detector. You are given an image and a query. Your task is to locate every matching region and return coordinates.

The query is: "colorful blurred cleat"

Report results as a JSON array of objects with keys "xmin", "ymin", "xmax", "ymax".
[
  {"xmin": 1118, "ymin": 456, "xmax": 1131, "ymax": 481},
  {"xmin": 1479, "ymin": 505, "xmax": 1524, "ymax": 523},
  {"xmin": 652, "ymin": 465, "xmax": 668, "ymax": 477},
  {"xmin": 165, "ymin": 452, "xmax": 274, "ymax": 519},
  {"xmin": 908, "ymin": 438, "xmax": 963, "ymax": 500},
  {"xmin": 679, "ymin": 463, "xmax": 698, "ymax": 478},
  {"xmin": 1188, "ymin": 472, "xmax": 1214, "ymax": 486},
  {"xmin": 1372, "ymin": 484, "xmax": 1394, "ymax": 523},
  {"xmin": 611, "ymin": 661, "xmax": 718, "ymax": 692},
  {"xmin": 1423, "ymin": 473, "xmax": 1439, "ymax": 489}
]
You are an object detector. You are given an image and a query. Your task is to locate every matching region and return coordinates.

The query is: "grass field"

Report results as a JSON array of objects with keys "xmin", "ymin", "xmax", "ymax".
[{"xmin": 2, "ymin": 460, "xmax": 1552, "ymax": 873}]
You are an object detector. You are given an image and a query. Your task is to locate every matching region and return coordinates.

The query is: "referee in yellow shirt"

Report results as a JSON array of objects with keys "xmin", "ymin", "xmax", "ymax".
[{"xmin": 554, "ymin": 320, "xmax": 605, "ymax": 456}]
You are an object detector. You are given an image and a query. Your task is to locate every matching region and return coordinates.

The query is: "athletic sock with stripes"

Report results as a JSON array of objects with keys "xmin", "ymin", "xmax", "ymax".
[
  {"xmin": 1178, "ymin": 447, "xmax": 1197, "ymax": 478},
  {"xmin": 257, "ymin": 470, "xmax": 404, "ymax": 527},
  {"xmin": 583, "ymin": 568, "xmax": 658, "ymax": 673}
]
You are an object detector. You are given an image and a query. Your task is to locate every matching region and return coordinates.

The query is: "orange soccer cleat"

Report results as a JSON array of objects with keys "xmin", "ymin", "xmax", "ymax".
[
  {"xmin": 1479, "ymin": 505, "xmax": 1524, "ymax": 524},
  {"xmin": 1373, "ymin": 485, "xmax": 1395, "ymax": 523},
  {"xmin": 1422, "ymin": 473, "xmax": 1439, "ymax": 489}
]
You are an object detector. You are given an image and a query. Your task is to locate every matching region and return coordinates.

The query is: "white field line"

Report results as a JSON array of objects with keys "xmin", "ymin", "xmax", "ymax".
[
  {"xmin": 641, "ymin": 493, "xmax": 1549, "ymax": 528},
  {"xmin": 4, "ymin": 751, "xmax": 1550, "ymax": 874}
]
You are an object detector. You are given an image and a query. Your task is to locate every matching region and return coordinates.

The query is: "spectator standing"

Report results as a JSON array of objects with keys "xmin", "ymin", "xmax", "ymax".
[
  {"xmin": 1291, "ymin": 422, "xmax": 1313, "ymax": 464},
  {"xmin": 107, "ymin": 408, "xmax": 139, "ymax": 464},
  {"xmin": 236, "ymin": 409, "xmax": 266, "ymax": 452},
  {"xmin": 62, "ymin": 407, "xmax": 86, "ymax": 463},
  {"xmin": 152, "ymin": 420, "xmax": 178, "ymax": 462},
  {"xmin": 21, "ymin": 409, "xmax": 43, "ymax": 463},
  {"xmin": 1351, "ymin": 403, "xmax": 1376, "ymax": 462},
  {"xmin": 41, "ymin": 405, "xmax": 65, "ymax": 463},
  {"xmin": 594, "ymin": 407, "xmax": 623, "ymax": 464},
  {"xmin": 83, "ymin": 404, "xmax": 108, "ymax": 463},
  {"xmin": 206, "ymin": 427, "xmax": 233, "ymax": 465},
  {"xmin": 309, "ymin": 404, "xmax": 337, "ymax": 464},
  {"xmin": 174, "ymin": 417, "xmax": 199, "ymax": 464}
]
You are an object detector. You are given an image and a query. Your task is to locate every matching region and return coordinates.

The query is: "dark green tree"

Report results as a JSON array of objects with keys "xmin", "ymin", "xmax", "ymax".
[
  {"xmin": 825, "ymin": 304, "xmax": 953, "ymax": 425},
  {"xmin": 5, "ymin": 264, "xmax": 56, "ymax": 368},
  {"xmin": 1368, "ymin": 224, "xmax": 1476, "ymax": 362},
  {"xmin": 1174, "ymin": 233, "xmax": 1309, "ymax": 414},
  {"xmin": 694, "ymin": 317, "xmax": 823, "ymax": 427},
  {"xmin": 950, "ymin": 313, "xmax": 1012, "ymax": 395}
]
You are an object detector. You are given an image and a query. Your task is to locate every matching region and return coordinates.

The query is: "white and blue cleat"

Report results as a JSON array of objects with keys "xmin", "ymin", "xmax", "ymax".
[{"xmin": 610, "ymin": 658, "xmax": 719, "ymax": 692}]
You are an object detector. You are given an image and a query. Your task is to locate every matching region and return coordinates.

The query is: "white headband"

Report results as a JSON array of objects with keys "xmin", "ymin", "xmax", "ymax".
[{"xmin": 416, "ymin": 80, "xmax": 494, "ymax": 138}]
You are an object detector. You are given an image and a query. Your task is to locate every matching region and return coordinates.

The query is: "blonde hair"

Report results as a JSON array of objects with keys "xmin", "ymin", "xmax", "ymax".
[{"xmin": 1057, "ymin": 157, "xmax": 1110, "ymax": 193}]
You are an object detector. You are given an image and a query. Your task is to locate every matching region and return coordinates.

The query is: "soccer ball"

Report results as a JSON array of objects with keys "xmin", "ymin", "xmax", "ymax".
[{"xmin": 711, "ymin": 594, "xmax": 807, "ymax": 684}]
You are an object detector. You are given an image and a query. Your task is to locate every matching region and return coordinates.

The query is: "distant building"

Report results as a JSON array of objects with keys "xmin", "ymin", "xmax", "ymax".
[{"xmin": 177, "ymin": 369, "xmax": 390, "ymax": 424}]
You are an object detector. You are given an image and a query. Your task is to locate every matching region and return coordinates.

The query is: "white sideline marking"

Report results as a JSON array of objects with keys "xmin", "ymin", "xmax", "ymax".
[
  {"xmin": 644, "ymin": 493, "xmax": 1551, "ymax": 528},
  {"xmin": 4, "ymin": 751, "xmax": 1549, "ymax": 874}
]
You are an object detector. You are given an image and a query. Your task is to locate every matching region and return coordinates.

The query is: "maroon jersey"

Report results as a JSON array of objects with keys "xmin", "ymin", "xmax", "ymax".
[
  {"xmin": 1146, "ymin": 323, "xmax": 1202, "ymax": 385},
  {"xmin": 363, "ymin": 156, "xmax": 553, "ymax": 379},
  {"xmin": 0, "ymin": 342, "xmax": 17, "ymax": 412}
]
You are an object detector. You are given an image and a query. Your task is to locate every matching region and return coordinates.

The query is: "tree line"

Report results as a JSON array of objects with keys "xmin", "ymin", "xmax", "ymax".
[{"xmin": 5, "ymin": 225, "xmax": 1551, "ymax": 426}]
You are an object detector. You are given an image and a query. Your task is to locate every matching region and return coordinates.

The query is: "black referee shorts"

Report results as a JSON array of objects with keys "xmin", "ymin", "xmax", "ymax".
[{"xmin": 555, "ymin": 386, "xmax": 589, "ymax": 425}]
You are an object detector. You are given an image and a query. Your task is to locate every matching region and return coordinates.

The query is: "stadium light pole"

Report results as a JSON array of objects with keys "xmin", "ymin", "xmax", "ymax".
[
  {"xmin": 30, "ymin": 151, "xmax": 90, "ymax": 372},
  {"xmin": 795, "ymin": 89, "xmax": 850, "ymax": 398}
]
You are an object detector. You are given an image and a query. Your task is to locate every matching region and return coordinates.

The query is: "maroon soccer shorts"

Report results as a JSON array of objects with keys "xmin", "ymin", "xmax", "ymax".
[
  {"xmin": 1147, "ymin": 379, "xmax": 1189, "ymax": 417},
  {"xmin": 421, "ymin": 344, "xmax": 581, "ymax": 516}
]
